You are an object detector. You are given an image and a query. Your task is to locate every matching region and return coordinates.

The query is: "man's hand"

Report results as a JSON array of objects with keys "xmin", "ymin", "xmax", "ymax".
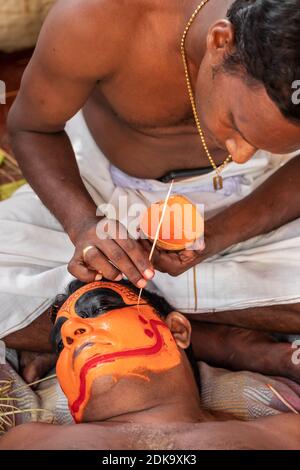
[
  {"xmin": 149, "ymin": 242, "xmax": 207, "ymax": 276},
  {"xmin": 139, "ymin": 236, "xmax": 209, "ymax": 276},
  {"xmin": 147, "ymin": 155, "xmax": 300, "ymax": 277},
  {"xmin": 68, "ymin": 217, "xmax": 154, "ymax": 288},
  {"xmin": 140, "ymin": 217, "xmax": 222, "ymax": 276}
]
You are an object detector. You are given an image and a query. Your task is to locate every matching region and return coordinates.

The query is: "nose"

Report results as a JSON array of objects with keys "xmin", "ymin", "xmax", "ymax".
[
  {"xmin": 61, "ymin": 318, "xmax": 93, "ymax": 348},
  {"xmin": 226, "ymin": 137, "xmax": 257, "ymax": 164}
]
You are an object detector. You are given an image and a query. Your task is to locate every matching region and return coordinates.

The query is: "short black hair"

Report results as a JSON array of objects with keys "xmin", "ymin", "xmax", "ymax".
[
  {"xmin": 225, "ymin": 0, "xmax": 300, "ymax": 123},
  {"xmin": 50, "ymin": 279, "xmax": 200, "ymax": 389}
]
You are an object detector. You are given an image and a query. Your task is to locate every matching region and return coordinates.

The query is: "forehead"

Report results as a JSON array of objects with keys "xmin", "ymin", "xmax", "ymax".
[
  {"xmin": 56, "ymin": 282, "xmax": 142, "ymax": 318},
  {"xmin": 226, "ymin": 75, "xmax": 300, "ymax": 153}
]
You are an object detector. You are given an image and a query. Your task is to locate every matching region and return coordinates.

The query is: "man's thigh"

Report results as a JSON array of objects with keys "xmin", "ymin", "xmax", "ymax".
[
  {"xmin": 0, "ymin": 184, "xmax": 61, "ymax": 225},
  {"xmin": 0, "ymin": 183, "xmax": 72, "ymax": 265}
]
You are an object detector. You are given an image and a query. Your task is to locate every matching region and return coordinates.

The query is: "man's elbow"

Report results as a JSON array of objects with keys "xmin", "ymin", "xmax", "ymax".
[
  {"xmin": 7, "ymin": 99, "xmax": 64, "ymax": 144},
  {"xmin": 7, "ymin": 99, "xmax": 24, "ymax": 139}
]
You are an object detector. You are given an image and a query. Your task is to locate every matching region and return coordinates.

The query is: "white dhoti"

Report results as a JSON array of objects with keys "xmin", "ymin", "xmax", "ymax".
[{"xmin": 0, "ymin": 111, "xmax": 299, "ymax": 337}]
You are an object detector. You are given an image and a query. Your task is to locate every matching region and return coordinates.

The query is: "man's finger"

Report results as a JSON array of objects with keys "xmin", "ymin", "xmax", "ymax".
[
  {"xmin": 178, "ymin": 250, "xmax": 199, "ymax": 262},
  {"xmin": 178, "ymin": 240, "xmax": 205, "ymax": 262},
  {"xmin": 190, "ymin": 238, "xmax": 206, "ymax": 253},
  {"xmin": 116, "ymin": 237, "xmax": 154, "ymax": 280},
  {"xmin": 152, "ymin": 251, "xmax": 183, "ymax": 275},
  {"xmin": 100, "ymin": 239, "xmax": 148, "ymax": 288},
  {"xmin": 68, "ymin": 258, "xmax": 98, "ymax": 283},
  {"xmin": 105, "ymin": 221, "xmax": 154, "ymax": 277},
  {"xmin": 83, "ymin": 245, "xmax": 122, "ymax": 281},
  {"xmin": 138, "ymin": 239, "xmax": 152, "ymax": 254}
]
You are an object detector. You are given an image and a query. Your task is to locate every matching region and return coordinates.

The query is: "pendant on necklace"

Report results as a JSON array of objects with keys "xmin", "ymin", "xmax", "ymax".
[{"xmin": 213, "ymin": 175, "xmax": 223, "ymax": 191}]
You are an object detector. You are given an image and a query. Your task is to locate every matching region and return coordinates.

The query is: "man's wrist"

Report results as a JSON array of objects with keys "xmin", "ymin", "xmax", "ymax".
[
  {"xmin": 65, "ymin": 213, "xmax": 103, "ymax": 245},
  {"xmin": 204, "ymin": 212, "xmax": 237, "ymax": 258}
]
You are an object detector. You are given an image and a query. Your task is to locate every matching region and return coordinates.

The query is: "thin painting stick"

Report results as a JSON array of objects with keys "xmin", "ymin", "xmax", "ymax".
[
  {"xmin": 267, "ymin": 383, "xmax": 299, "ymax": 415},
  {"xmin": 137, "ymin": 179, "xmax": 174, "ymax": 308}
]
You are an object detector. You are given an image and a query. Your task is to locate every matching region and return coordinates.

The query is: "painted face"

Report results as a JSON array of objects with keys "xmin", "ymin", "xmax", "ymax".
[{"xmin": 53, "ymin": 282, "xmax": 181, "ymax": 422}]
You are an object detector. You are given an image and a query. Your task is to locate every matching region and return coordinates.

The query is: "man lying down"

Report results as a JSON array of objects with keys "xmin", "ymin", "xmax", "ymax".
[{"xmin": 1, "ymin": 281, "xmax": 300, "ymax": 450}]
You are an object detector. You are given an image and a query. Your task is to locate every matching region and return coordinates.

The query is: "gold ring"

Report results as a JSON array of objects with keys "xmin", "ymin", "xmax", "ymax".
[{"xmin": 82, "ymin": 245, "xmax": 96, "ymax": 262}]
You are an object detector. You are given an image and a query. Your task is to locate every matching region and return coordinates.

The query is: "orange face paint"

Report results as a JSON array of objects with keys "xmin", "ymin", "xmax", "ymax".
[{"xmin": 55, "ymin": 282, "xmax": 181, "ymax": 422}]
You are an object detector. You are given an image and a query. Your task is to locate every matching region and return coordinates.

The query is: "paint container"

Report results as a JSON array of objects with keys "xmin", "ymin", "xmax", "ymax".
[{"xmin": 140, "ymin": 194, "xmax": 204, "ymax": 251}]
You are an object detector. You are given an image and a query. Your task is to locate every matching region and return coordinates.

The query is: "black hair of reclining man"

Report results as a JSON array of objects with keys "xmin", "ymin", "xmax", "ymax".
[{"xmin": 1, "ymin": 280, "xmax": 300, "ymax": 450}]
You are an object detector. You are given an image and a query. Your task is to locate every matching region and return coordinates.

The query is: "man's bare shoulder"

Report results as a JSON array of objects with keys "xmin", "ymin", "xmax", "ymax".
[
  {"xmin": 47, "ymin": 0, "xmax": 144, "ymax": 40},
  {"xmin": 57, "ymin": 0, "xmax": 148, "ymax": 13},
  {"xmin": 0, "ymin": 422, "xmax": 119, "ymax": 450},
  {"xmin": 2, "ymin": 416, "xmax": 300, "ymax": 450},
  {"xmin": 52, "ymin": 0, "xmax": 130, "ymax": 23},
  {"xmin": 35, "ymin": 0, "xmax": 144, "ymax": 79},
  {"xmin": 177, "ymin": 415, "xmax": 300, "ymax": 450},
  {"xmin": 248, "ymin": 413, "xmax": 300, "ymax": 449},
  {"xmin": 0, "ymin": 423, "xmax": 57, "ymax": 450}
]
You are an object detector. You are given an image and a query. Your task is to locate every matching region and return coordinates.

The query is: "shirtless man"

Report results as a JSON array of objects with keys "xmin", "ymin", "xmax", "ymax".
[
  {"xmin": 1, "ymin": 280, "xmax": 300, "ymax": 450},
  {"xmin": 2, "ymin": 1, "xmax": 300, "ymax": 363}
]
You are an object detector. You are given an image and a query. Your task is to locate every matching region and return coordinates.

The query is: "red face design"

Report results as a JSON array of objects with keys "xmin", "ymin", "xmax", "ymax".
[{"xmin": 54, "ymin": 282, "xmax": 181, "ymax": 422}]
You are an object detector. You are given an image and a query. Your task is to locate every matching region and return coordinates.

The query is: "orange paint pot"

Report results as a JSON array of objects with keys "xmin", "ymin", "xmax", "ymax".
[{"xmin": 140, "ymin": 195, "xmax": 204, "ymax": 251}]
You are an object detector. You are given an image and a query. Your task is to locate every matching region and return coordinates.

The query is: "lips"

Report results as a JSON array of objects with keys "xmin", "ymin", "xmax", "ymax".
[
  {"xmin": 73, "ymin": 342, "xmax": 95, "ymax": 360},
  {"xmin": 73, "ymin": 340, "xmax": 114, "ymax": 365},
  {"xmin": 71, "ymin": 318, "xmax": 167, "ymax": 420}
]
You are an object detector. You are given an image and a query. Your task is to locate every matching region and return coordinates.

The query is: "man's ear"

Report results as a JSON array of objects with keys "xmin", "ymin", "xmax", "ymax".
[
  {"xmin": 206, "ymin": 20, "xmax": 235, "ymax": 65},
  {"xmin": 165, "ymin": 312, "xmax": 191, "ymax": 349}
]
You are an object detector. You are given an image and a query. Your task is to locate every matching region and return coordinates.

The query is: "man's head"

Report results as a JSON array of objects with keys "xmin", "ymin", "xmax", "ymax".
[
  {"xmin": 51, "ymin": 280, "xmax": 199, "ymax": 423},
  {"xmin": 195, "ymin": 0, "xmax": 300, "ymax": 163}
]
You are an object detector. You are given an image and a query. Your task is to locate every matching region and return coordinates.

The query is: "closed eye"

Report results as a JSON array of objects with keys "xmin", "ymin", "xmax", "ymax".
[{"xmin": 77, "ymin": 303, "xmax": 148, "ymax": 319}]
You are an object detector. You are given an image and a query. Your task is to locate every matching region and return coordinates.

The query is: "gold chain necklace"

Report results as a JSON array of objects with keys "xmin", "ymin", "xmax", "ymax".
[{"xmin": 181, "ymin": 0, "xmax": 232, "ymax": 190}]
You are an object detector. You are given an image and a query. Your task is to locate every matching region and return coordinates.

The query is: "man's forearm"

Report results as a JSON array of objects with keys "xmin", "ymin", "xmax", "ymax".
[
  {"xmin": 3, "ymin": 311, "xmax": 53, "ymax": 352},
  {"xmin": 9, "ymin": 128, "xmax": 98, "ymax": 242},
  {"xmin": 185, "ymin": 302, "xmax": 300, "ymax": 334},
  {"xmin": 209, "ymin": 155, "xmax": 300, "ymax": 253}
]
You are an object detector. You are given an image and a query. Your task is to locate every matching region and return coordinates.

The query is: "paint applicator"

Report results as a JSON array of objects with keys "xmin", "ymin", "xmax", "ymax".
[{"xmin": 137, "ymin": 180, "xmax": 174, "ymax": 308}]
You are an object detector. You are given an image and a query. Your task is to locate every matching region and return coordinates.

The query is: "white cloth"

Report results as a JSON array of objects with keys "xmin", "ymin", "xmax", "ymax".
[{"xmin": 0, "ymin": 111, "xmax": 299, "ymax": 337}]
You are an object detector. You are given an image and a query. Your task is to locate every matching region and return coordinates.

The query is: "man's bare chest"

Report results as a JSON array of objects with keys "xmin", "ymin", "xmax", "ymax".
[{"xmin": 97, "ymin": 30, "xmax": 198, "ymax": 133}]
